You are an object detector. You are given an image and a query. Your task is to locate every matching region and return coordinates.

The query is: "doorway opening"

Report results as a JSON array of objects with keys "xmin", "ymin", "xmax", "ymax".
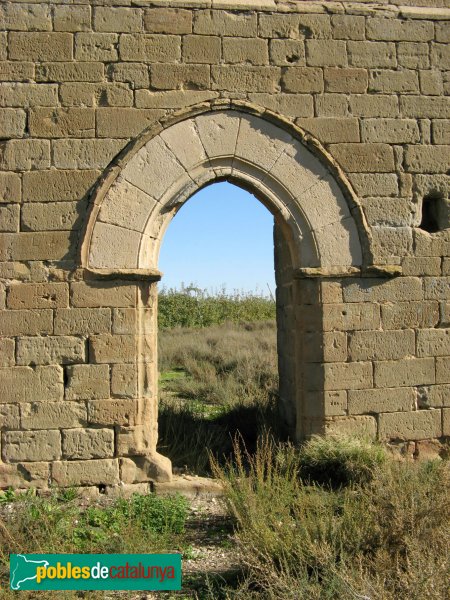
[{"xmin": 156, "ymin": 181, "xmax": 293, "ymax": 475}]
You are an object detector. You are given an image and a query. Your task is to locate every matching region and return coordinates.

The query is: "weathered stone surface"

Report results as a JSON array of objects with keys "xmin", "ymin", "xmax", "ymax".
[
  {"xmin": 330, "ymin": 143, "xmax": 395, "ymax": 172},
  {"xmin": 0, "ymin": 205, "xmax": 19, "ymax": 232},
  {"xmin": 9, "ymin": 33, "xmax": 73, "ymax": 62},
  {"xmin": 324, "ymin": 416, "xmax": 377, "ymax": 439},
  {"xmin": 144, "ymin": 8, "xmax": 192, "ymax": 34},
  {"xmin": 307, "ymin": 362, "xmax": 373, "ymax": 391},
  {"xmin": 96, "ymin": 108, "xmax": 163, "ymax": 138},
  {"xmin": 62, "ymin": 428, "xmax": 114, "ymax": 460},
  {"xmin": 343, "ymin": 278, "xmax": 422, "ymax": 303},
  {"xmin": 417, "ymin": 329, "xmax": 450, "ymax": 357},
  {"xmin": 379, "ymin": 410, "xmax": 442, "ymax": 441},
  {"xmin": 361, "ymin": 118, "xmax": 420, "ymax": 143},
  {"xmin": 0, "ymin": 172, "xmax": 21, "ymax": 203},
  {"xmin": 75, "ymin": 33, "xmax": 118, "ymax": 62},
  {"xmin": 36, "ymin": 62, "xmax": 104, "ymax": 83},
  {"xmin": 23, "ymin": 170, "xmax": 99, "ymax": 202},
  {"xmin": 120, "ymin": 34, "xmax": 180, "ymax": 62},
  {"xmin": 223, "ymin": 37, "xmax": 268, "ymax": 66},
  {"xmin": 348, "ymin": 41, "xmax": 396, "ymax": 68},
  {"xmin": 7, "ymin": 283, "xmax": 68, "ymax": 309},
  {"xmin": 52, "ymin": 459, "xmax": 119, "ymax": 486},
  {"xmin": 21, "ymin": 201, "xmax": 86, "ymax": 232},
  {"xmin": 54, "ymin": 6, "xmax": 91, "ymax": 32},
  {"xmin": 70, "ymin": 282, "xmax": 136, "ymax": 308},
  {"xmin": 381, "ymin": 301, "xmax": 439, "ymax": 329},
  {"xmin": 0, "ymin": 309, "xmax": 53, "ymax": 336},
  {"xmin": 53, "ymin": 139, "xmax": 125, "ymax": 169},
  {"xmin": 88, "ymin": 398, "xmax": 137, "ymax": 426},
  {"xmin": 405, "ymin": 145, "xmax": 450, "ymax": 173},
  {"xmin": 0, "ymin": 366, "xmax": 62, "ymax": 402},
  {"xmin": 349, "ymin": 330, "xmax": 415, "ymax": 361},
  {"xmin": 349, "ymin": 388, "xmax": 415, "ymax": 415},
  {"xmin": 89, "ymin": 335, "xmax": 136, "ymax": 364},
  {"xmin": 184, "ymin": 35, "xmax": 221, "ymax": 63},
  {"xmin": 29, "ymin": 108, "xmax": 95, "ymax": 138},
  {"xmin": 374, "ymin": 358, "xmax": 435, "ymax": 388},
  {"xmin": 65, "ymin": 365, "xmax": 110, "ymax": 401},
  {"xmin": 0, "ymin": 108, "xmax": 26, "ymax": 138},
  {"xmin": 2, "ymin": 430, "xmax": 61, "ymax": 462},
  {"xmin": 111, "ymin": 364, "xmax": 138, "ymax": 398},
  {"xmin": 16, "ymin": 336, "xmax": 86, "ymax": 366},
  {"xmin": 55, "ymin": 308, "xmax": 111, "ymax": 335},
  {"xmin": 324, "ymin": 68, "xmax": 367, "ymax": 93},
  {"xmin": 269, "ymin": 40, "xmax": 305, "ymax": 66},
  {"xmin": 21, "ymin": 402, "xmax": 87, "ymax": 430},
  {"xmin": 0, "ymin": 338, "xmax": 15, "ymax": 367}
]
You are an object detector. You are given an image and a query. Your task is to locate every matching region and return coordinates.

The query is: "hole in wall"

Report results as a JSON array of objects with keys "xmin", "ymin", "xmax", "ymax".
[{"xmin": 419, "ymin": 193, "xmax": 450, "ymax": 233}]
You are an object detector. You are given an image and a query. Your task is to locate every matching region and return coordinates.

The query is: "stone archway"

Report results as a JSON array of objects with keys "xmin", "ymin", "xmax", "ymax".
[{"xmin": 81, "ymin": 103, "xmax": 370, "ymax": 478}]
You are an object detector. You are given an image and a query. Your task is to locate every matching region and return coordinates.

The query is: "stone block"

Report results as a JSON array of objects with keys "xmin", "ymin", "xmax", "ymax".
[
  {"xmin": 349, "ymin": 95, "xmax": 399, "ymax": 117},
  {"xmin": 330, "ymin": 143, "xmax": 395, "ymax": 172},
  {"xmin": 9, "ymin": 33, "xmax": 73, "ymax": 62},
  {"xmin": 248, "ymin": 92, "xmax": 314, "ymax": 118},
  {"xmin": 0, "ymin": 139, "xmax": 50, "ymax": 171},
  {"xmin": 0, "ymin": 404, "xmax": 20, "ymax": 429},
  {"xmin": 0, "ymin": 3, "xmax": 52, "ymax": 31},
  {"xmin": 369, "ymin": 70, "xmax": 419, "ymax": 94},
  {"xmin": 143, "ymin": 8, "xmax": 192, "ymax": 34},
  {"xmin": 417, "ymin": 385, "xmax": 450, "ymax": 409},
  {"xmin": 135, "ymin": 89, "xmax": 217, "ymax": 109},
  {"xmin": 431, "ymin": 43, "xmax": 450, "ymax": 70},
  {"xmin": 222, "ymin": 37, "xmax": 268, "ymax": 65},
  {"xmin": 94, "ymin": 7, "xmax": 143, "ymax": 33},
  {"xmin": 65, "ymin": 364, "xmax": 110, "ymax": 401},
  {"xmin": 0, "ymin": 204, "xmax": 19, "ymax": 232},
  {"xmin": 306, "ymin": 361, "xmax": 373, "ymax": 392},
  {"xmin": 324, "ymin": 416, "xmax": 377, "ymax": 439},
  {"xmin": 21, "ymin": 201, "xmax": 86, "ymax": 232},
  {"xmin": 23, "ymin": 169, "xmax": 99, "ymax": 202},
  {"xmin": 16, "ymin": 336, "xmax": 86, "ymax": 366},
  {"xmin": 96, "ymin": 108, "xmax": 163, "ymax": 138},
  {"xmin": 55, "ymin": 308, "xmax": 111, "ymax": 336},
  {"xmin": 370, "ymin": 227, "xmax": 413, "ymax": 259},
  {"xmin": 2, "ymin": 430, "xmax": 60, "ymax": 462},
  {"xmin": 184, "ymin": 35, "xmax": 221, "ymax": 63},
  {"xmin": 0, "ymin": 309, "xmax": 53, "ymax": 336},
  {"xmin": 405, "ymin": 145, "xmax": 450, "ymax": 173},
  {"xmin": 75, "ymin": 33, "xmax": 118, "ymax": 61},
  {"xmin": 401, "ymin": 96, "xmax": 449, "ymax": 118},
  {"xmin": 62, "ymin": 428, "xmax": 114, "ymax": 460},
  {"xmin": 417, "ymin": 329, "xmax": 450, "ymax": 357},
  {"xmin": 107, "ymin": 63, "xmax": 149, "ymax": 89},
  {"xmin": 423, "ymin": 278, "xmax": 450, "ymax": 300},
  {"xmin": 366, "ymin": 18, "xmax": 434, "ymax": 42},
  {"xmin": 0, "ymin": 62, "xmax": 35, "ymax": 82},
  {"xmin": 379, "ymin": 410, "xmax": 441, "ymax": 441},
  {"xmin": 54, "ymin": 5, "xmax": 91, "ymax": 32},
  {"xmin": 88, "ymin": 398, "xmax": 137, "ymax": 426},
  {"xmin": 436, "ymin": 357, "xmax": 449, "ymax": 384},
  {"xmin": 381, "ymin": 301, "xmax": 439, "ymax": 329},
  {"xmin": 112, "ymin": 308, "xmax": 137, "ymax": 335},
  {"xmin": 0, "ymin": 461, "xmax": 50, "ymax": 489},
  {"xmin": 343, "ymin": 277, "xmax": 422, "ymax": 303},
  {"xmin": 300, "ymin": 302, "xmax": 380, "ymax": 332},
  {"xmin": 29, "ymin": 108, "xmax": 95, "ymax": 138},
  {"xmin": 21, "ymin": 402, "xmax": 87, "ymax": 430},
  {"xmin": 0, "ymin": 231, "xmax": 73, "ymax": 262},
  {"xmin": 36, "ymin": 62, "xmax": 104, "ymax": 83},
  {"xmin": 52, "ymin": 139, "xmax": 125, "ymax": 169},
  {"xmin": 52, "ymin": 459, "xmax": 119, "ymax": 486},
  {"xmin": 151, "ymin": 64, "xmax": 210, "ymax": 90},
  {"xmin": 269, "ymin": 40, "xmax": 305, "ymax": 66},
  {"xmin": 70, "ymin": 282, "xmax": 136, "ymax": 308},
  {"xmin": 349, "ymin": 387, "xmax": 415, "ymax": 415},
  {"xmin": 332, "ymin": 15, "xmax": 365, "ymax": 40},
  {"xmin": 211, "ymin": 65, "xmax": 279, "ymax": 92},
  {"xmin": 7, "ymin": 283, "xmax": 68, "ymax": 310},
  {"xmin": 348, "ymin": 41, "xmax": 396, "ymax": 68},
  {"xmin": 361, "ymin": 118, "xmax": 419, "ymax": 143},
  {"xmin": 195, "ymin": 10, "xmax": 257, "ymax": 36},
  {"xmin": 374, "ymin": 358, "xmax": 435, "ymax": 388},
  {"xmin": 349, "ymin": 329, "xmax": 415, "ymax": 361},
  {"xmin": 324, "ymin": 68, "xmax": 367, "ymax": 93},
  {"xmin": 89, "ymin": 335, "xmax": 135, "ymax": 364},
  {"xmin": 0, "ymin": 108, "xmax": 26, "ymax": 138},
  {"xmin": 119, "ymin": 34, "xmax": 180, "ymax": 62},
  {"xmin": 0, "ymin": 338, "xmax": 14, "ymax": 367},
  {"xmin": 111, "ymin": 364, "xmax": 138, "ymax": 398},
  {"xmin": 297, "ymin": 118, "xmax": 359, "ymax": 143},
  {"xmin": 0, "ymin": 172, "xmax": 21, "ymax": 203},
  {"xmin": 0, "ymin": 366, "xmax": 63, "ymax": 403},
  {"xmin": 60, "ymin": 82, "xmax": 133, "ymax": 108},
  {"xmin": 302, "ymin": 331, "xmax": 347, "ymax": 363},
  {"xmin": 282, "ymin": 67, "xmax": 323, "ymax": 93},
  {"xmin": 420, "ymin": 71, "xmax": 443, "ymax": 96},
  {"xmin": 362, "ymin": 197, "xmax": 415, "ymax": 228},
  {"xmin": 306, "ymin": 40, "xmax": 347, "ymax": 67}
]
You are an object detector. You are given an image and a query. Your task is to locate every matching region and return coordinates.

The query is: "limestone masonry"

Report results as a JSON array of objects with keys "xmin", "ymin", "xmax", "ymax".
[{"xmin": 0, "ymin": 0, "xmax": 449, "ymax": 492}]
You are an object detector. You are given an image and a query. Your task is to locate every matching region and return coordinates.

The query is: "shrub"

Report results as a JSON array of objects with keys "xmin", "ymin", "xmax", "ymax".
[{"xmin": 298, "ymin": 435, "xmax": 387, "ymax": 487}]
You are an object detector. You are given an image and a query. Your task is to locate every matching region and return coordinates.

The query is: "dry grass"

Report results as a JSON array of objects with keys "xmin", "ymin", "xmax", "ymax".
[{"xmin": 157, "ymin": 321, "xmax": 279, "ymax": 475}]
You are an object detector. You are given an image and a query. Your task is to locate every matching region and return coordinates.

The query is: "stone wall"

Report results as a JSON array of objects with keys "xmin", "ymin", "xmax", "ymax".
[{"xmin": 0, "ymin": 0, "xmax": 449, "ymax": 491}]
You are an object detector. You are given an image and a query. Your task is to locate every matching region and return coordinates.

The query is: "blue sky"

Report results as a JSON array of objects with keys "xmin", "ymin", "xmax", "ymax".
[{"xmin": 158, "ymin": 181, "xmax": 276, "ymax": 295}]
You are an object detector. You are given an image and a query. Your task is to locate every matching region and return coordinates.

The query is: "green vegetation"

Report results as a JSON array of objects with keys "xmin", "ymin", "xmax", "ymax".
[
  {"xmin": 158, "ymin": 320, "xmax": 279, "ymax": 474},
  {"xmin": 0, "ymin": 490, "xmax": 189, "ymax": 598},
  {"xmin": 212, "ymin": 434, "xmax": 450, "ymax": 600},
  {"xmin": 158, "ymin": 286, "xmax": 275, "ymax": 329}
]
